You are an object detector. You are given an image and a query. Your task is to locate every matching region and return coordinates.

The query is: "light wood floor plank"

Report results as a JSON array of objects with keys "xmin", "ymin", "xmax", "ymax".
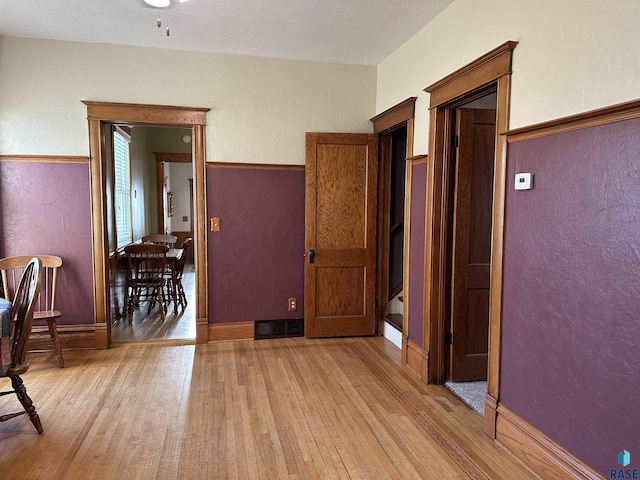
[{"xmin": 0, "ymin": 337, "xmax": 538, "ymax": 479}]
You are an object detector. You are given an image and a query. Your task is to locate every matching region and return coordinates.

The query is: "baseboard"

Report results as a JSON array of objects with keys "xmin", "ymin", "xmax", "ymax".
[
  {"xmin": 208, "ymin": 321, "xmax": 254, "ymax": 342},
  {"xmin": 496, "ymin": 405, "xmax": 604, "ymax": 480},
  {"xmin": 401, "ymin": 334, "xmax": 409, "ymax": 364},
  {"xmin": 484, "ymin": 394, "xmax": 498, "ymax": 438},
  {"xmin": 196, "ymin": 318, "xmax": 208, "ymax": 344},
  {"xmin": 28, "ymin": 323, "xmax": 102, "ymax": 351},
  {"xmin": 405, "ymin": 338, "xmax": 428, "ymax": 382}
]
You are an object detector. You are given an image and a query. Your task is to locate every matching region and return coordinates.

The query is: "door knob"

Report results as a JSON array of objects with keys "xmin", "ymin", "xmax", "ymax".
[{"xmin": 309, "ymin": 249, "xmax": 315, "ymax": 264}]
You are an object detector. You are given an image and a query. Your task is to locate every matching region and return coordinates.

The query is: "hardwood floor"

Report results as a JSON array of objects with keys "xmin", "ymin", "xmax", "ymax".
[
  {"xmin": 111, "ymin": 265, "xmax": 196, "ymax": 344},
  {"xmin": 0, "ymin": 337, "xmax": 537, "ymax": 479}
]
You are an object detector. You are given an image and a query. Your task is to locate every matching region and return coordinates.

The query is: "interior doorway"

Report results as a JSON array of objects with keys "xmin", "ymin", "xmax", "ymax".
[
  {"xmin": 370, "ymin": 97, "xmax": 416, "ymax": 343},
  {"xmin": 106, "ymin": 126, "xmax": 196, "ymax": 343},
  {"xmin": 446, "ymin": 92, "xmax": 497, "ymax": 382},
  {"xmin": 377, "ymin": 125, "xmax": 408, "ymax": 335},
  {"xmin": 442, "ymin": 92, "xmax": 497, "ymax": 416},
  {"xmin": 422, "ymin": 41, "xmax": 516, "ymax": 435},
  {"xmin": 83, "ymin": 101, "xmax": 210, "ymax": 347}
]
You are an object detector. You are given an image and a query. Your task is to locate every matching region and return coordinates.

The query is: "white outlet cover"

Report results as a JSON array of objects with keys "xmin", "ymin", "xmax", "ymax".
[{"xmin": 515, "ymin": 172, "xmax": 533, "ymax": 190}]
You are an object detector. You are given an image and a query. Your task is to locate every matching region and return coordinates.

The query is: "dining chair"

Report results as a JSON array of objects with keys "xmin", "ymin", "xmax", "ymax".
[
  {"xmin": 141, "ymin": 234, "xmax": 178, "ymax": 248},
  {"xmin": 0, "ymin": 257, "xmax": 44, "ymax": 434},
  {"xmin": 123, "ymin": 244, "xmax": 169, "ymax": 322},
  {"xmin": 166, "ymin": 237, "xmax": 192, "ymax": 312},
  {"xmin": 0, "ymin": 255, "xmax": 65, "ymax": 368}
]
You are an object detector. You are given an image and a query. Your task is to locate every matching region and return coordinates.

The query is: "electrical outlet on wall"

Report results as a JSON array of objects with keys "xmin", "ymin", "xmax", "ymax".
[{"xmin": 288, "ymin": 297, "xmax": 297, "ymax": 312}]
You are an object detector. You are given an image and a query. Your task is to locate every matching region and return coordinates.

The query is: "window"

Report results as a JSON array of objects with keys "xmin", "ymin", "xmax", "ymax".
[{"xmin": 113, "ymin": 127, "xmax": 132, "ymax": 248}]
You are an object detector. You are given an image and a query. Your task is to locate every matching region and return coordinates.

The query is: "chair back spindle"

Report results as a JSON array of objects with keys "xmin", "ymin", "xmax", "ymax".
[{"xmin": 141, "ymin": 234, "xmax": 178, "ymax": 248}]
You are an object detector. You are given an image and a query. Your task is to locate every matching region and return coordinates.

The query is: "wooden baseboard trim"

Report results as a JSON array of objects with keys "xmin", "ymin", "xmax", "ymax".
[
  {"xmin": 196, "ymin": 318, "xmax": 209, "ymax": 344},
  {"xmin": 406, "ymin": 338, "xmax": 428, "ymax": 382},
  {"xmin": 484, "ymin": 394, "xmax": 498, "ymax": 438},
  {"xmin": 401, "ymin": 334, "xmax": 409, "ymax": 364},
  {"xmin": 496, "ymin": 405, "xmax": 604, "ymax": 480},
  {"xmin": 208, "ymin": 321, "xmax": 254, "ymax": 342},
  {"xmin": 28, "ymin": 323, "xmax": 100, "ymax": 351}
]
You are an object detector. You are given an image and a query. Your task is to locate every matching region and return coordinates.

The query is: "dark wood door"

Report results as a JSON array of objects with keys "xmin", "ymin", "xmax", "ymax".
[
  {"xmin": 305, "ymin": 133, "xmax": 378, "ymax": 337},
  {"xmin": 450, "ymin": 109, "xmax": 496, "ymax": 381}
]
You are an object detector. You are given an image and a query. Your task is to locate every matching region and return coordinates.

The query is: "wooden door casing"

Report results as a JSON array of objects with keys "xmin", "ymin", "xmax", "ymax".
[
  {"xmin": 450, "ymin": 109, "xmax": 496, "ymax": 381},
  {"xmin": 305, "ymin": 133, "xmax": 378, "ymax": 338}
]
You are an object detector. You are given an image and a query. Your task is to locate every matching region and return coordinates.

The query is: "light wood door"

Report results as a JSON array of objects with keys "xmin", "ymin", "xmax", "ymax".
[
  {"xmin": 305, "ymin": 133, "xmax": 378, "ymax": 337},
  {"xmin": 450, "ymin": 109, "xmax": 496, "ymax": 381}
]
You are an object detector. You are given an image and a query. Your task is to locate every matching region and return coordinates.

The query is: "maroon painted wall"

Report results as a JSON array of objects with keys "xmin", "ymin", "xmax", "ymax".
[
  {"xmin": 0, "ymin": 161, "xmax": 95, "ymax": 325},
  {"xmin": 207, "ymin": 166, "xmax": 305, "ymax": 324},
  {"xmin": 408, "ymin": 161, "xmax": 427, "ymax": 346},
  {"xmin": 501, "ymin": 118, "xmax": 640, "ymax": 475}
]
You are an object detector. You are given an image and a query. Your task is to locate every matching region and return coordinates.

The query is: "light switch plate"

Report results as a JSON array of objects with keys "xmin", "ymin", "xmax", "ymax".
[{"xmin": 515, "ymin": 172, "xmax": 533, "ymax": 190}]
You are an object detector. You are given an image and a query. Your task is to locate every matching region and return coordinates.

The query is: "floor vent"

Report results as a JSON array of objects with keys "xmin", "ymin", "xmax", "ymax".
[{"xmin": 254, "ymin": 318, "xmax": 304, "ymax": 340}]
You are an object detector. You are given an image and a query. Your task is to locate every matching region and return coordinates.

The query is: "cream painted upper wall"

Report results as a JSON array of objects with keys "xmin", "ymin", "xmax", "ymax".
[
  {"xmin": 0, "ymin": 37, "xmax": 376, "ymax": 163},
  {"xmin": 377, "ymin": 0, "xmax": 640, "ymax": 154}
]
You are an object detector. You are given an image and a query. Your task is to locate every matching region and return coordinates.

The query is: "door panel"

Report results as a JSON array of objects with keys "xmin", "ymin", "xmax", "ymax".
[
  {"xmin": 305, "ymin": 133, "xmax": 378, "ymax": 338},
  {"xmin": 450, "ymin": 109, "xmax": 496, "ymax": 381}
]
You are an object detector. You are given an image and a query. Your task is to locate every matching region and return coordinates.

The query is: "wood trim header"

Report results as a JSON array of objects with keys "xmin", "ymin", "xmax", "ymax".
[
  {"xmin": 424, "ymin": 41, "xmax": 517, "ymax": 107},
  {"xmin": 154, "ymin": 152, "xmax": 192, "ymax": 163},
  {"xmin": 0, "ymin": 155, "xmax": 89, "ymax": 164},
  {"xmin": 506, "ymin": 98, "xmax": 640, "ymax": 142},
  {"xmin": 82, "ymin": 101, "xmax": 209, "ymax": 126},
  {"xmin": 370, "ymin": 97, "xmax": 417, "ymax": 133}
]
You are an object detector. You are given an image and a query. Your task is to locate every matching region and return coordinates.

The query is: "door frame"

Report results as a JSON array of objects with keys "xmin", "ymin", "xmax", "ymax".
[
  {"xmin": 447, "ymin": 105, "xmax": 497, "ymax": 382},
  {"xmin": 370, "ymin": 98, "xmax": 416, "ymax": 336},
  {"xmin": 83, "ymin": 101, "xmax": 210, "ymax": 346},
  {"xmin": 154, "ymin": 151, "xmax": 192, "ymax": 235},
  {"xmin": 422, "ymin": 41, "xmax": 517, "ymax": 437}
]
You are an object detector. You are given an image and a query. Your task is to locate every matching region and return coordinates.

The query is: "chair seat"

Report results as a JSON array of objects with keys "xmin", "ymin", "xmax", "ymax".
[
  {"xmin": 31, "ymin": 310, "xmax": 64, "ymax": 367},
  {"xmin": 32, "ymin": 310, "xmax": 61, "ymax": 326}
]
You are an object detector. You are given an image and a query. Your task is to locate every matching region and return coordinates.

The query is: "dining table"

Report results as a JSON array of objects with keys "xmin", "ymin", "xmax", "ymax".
[
  {"xmin": 114, "ymin": 245, "xmax": 184, "ymax": 320},
  {"xmin": 1, "ymin": 297, "xmax": 12, "ymax": 375}
]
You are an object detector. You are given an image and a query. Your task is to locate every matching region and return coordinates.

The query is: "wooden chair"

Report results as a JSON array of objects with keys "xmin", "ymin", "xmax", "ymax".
[
  {"xmin": 166, "ymin": 237, "xmax": 192, "ymax": 312},
  {"xmin": 0, "ymin": 257, "xmax": 44, "ymax": 434},
  {"xmin": 142, "ymin": 234, "xmax": 177, "ymax": 248},
  {"xmin": 123, "ymin": 244, "xmax": 169, "ymax": 322},
  {"xmin": 0, "ymin": 255, "xmax": 65, "ymax": 368}
]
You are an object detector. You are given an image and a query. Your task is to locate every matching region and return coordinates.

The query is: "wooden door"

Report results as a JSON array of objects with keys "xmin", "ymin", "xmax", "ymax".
[
  {"xmin": 305, "ymin": 133, "xmax": 378, "ymax": 338},
  {"xmin": 450, "ymin": 109, "xmax": 496, "ymax": 381}
]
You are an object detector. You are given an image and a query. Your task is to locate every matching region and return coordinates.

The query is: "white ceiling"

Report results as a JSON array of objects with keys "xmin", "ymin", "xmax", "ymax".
[{"xmin": 0, "ymin": 0, "xmax": 454, "ymax": 65}]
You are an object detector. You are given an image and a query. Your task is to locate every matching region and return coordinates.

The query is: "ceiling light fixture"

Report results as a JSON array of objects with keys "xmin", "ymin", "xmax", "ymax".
[
  {"xmin": 144, "ymin": 0, "xmax": 188, "ymax": 36},
  {"xmin": 144, "ymin": 0, "xmax": 169, "ymax": 6}
]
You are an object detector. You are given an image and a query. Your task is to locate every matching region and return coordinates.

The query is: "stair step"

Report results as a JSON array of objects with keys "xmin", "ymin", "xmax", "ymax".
[{"xmin": 384, "ymin": 314, "xmax": 403, "ymax": 332}]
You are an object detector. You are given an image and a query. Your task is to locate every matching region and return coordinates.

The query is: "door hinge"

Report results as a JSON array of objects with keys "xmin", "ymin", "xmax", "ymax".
[
  {"xmin": 451, "ymin": 135, "xmax": 459, "ymax": 149},
  {"xmin": 374, "ymin": 298, "xmax": 378, "ymax": 308},
  {"xmin": 445, "ymin": 331, "xmax": 453, "ymax": 344}
]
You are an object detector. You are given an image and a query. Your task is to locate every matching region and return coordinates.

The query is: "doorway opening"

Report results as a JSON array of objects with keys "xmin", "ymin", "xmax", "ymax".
[
  {"xmin": 422, "ymin": 41, "xmax": 516, "ymax": 435},
  {"xmin": 378, "ymin": 126, "xmax": 408, "ymax": 337},
  {"xmin": 443, "ymin": 91, "xmax": 497, "ymax": 414},
  {"xmin": 370, "ymin": 97, "xmax": 416, "ymax": 346},
  {"xmin": 106, "ymin": 126, "xmax": 196, "ymax": 344},
  {"xmin": 84, "ymin": 101, "xmax": 210, "ymax": 347}
]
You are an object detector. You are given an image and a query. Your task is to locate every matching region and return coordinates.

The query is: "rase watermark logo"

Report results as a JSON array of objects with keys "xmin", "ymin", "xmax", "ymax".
[{"xmin": 611, "ymin": 450, "xmax": 638, "ymax": 479}]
